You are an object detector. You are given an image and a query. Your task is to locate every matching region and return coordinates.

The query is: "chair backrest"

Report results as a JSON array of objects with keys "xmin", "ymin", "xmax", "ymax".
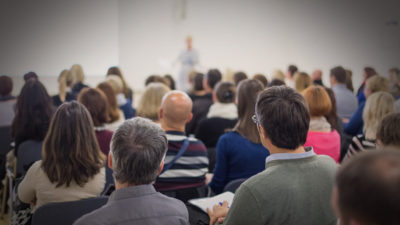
[
  {"xmin": 223, "ymin": 178, "xmax": 247, "ymax": 193},
  {"xmin": 16, "ymin": 140, "xmax": 42, "ymax": 177},
  {"xmin": 0, "ymin": 126, "xmax": 12, "ymax": 155},
  {"xmin": 31, "ymin": 196, "xmax": 109, "ymax": 225},
  {"xmin": 207, "ymin": 147, "xmax": 216, "ymax": 173}
]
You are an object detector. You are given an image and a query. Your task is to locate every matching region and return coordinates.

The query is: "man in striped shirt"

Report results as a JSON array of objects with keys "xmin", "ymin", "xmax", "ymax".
[{"xmin": 155, "ymin": 90, "xmax": 208, "ymax": 200}]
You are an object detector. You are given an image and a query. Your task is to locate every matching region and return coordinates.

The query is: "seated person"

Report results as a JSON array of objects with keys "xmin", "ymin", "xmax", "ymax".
[
  {"xmin": 209, "ymin": 79, "xmax": 269, "ymax": 194},
  {"xmin": 52, "ymin": 69, "xmax": 76, "ymax": 107},
  {"xmin": 137, "ymin": 82, "xmax": 170, "ymax": 123},
  {"xmin": 376, "ymin": 112, "xmax": 400, "ymax": 151},
  {"xmin": 195, "ymin": 81, "xmax": 238, "ymax": 148},
  {"xmin": 74, "ymin": 118, "xmax": 189, "ymax": 225},
  {"xmin": 155, "ymin": 91, "xmax": 208, "ymax": 202},
  {"xmin": 107, "ymin": 75, "xmax": 135, "ymax": 119},
  {"xmin": 18, "ymin": 102, "xmax": 105, "ymax": 211},
  {"xmin": 208, "ymin": 86, "xmax": 337, "ymax": 225},
  {"xmin": 0, "ymin": 75, "xmax": 16, "ymax": 126},
  {"xmin": 333, "ymin": 150, "xmax": 400, "ymax": 225}
]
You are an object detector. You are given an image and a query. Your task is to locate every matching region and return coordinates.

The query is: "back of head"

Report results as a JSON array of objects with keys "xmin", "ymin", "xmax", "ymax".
[
  {"xmin": 42, "ymin": 101, "xmax": 104, "ymax": 187},
  {"xmin": 160, "ymin": 90, "xmax": 193, "ymax": 127},
  {"xmin": 335, "ymin": 150, "xmax": 400, "ymax": 225},
  {"xmin": 365, "ymin": 75, "xmax": 390, "ymax": 93},
  {"xmin": 288, "ymin": 65, "xmax": 298, "ymax": 77},
  {"xmin": 324, "ymin": 87, "xmax": 340, "ymax": 131},
  {"xmin": 294, "ymin": 72, "xmax": 312, "ymax": 92},
  {"xmin": 0, "ymin": 75, "xmax": 13, "ymax": 96},
  {"xmin": 330, "ymin": 66, "xmax": 347, "ymax": 84},
  {"xmin": 272, "ymin": 70, "xmax": 285, "ymax": 81},
  {"xmin": 23, "ymin": 71, "xmax": 38, "ymax": 82},
  {"xmin": 302, "ymin": 85, "xmax": 332, "ymax": 118},
  {"xmin": 267, "ymin": 78, "xmax": 286, "ymax": 87},
  {"xmin": 164, "ymin": 74, "xmax": 176, "ymax": 90},
  {"xmin": 345, "ymin": 69, "xmax": 354, "ymax": 92},
  {"xmin": 97, "ymin": 82, "xmax": 120, "ymax": 123},
  {"xmin": 364, "ymin": 67, "xmax": 377, "ymax": 80},
  {"xmin": 138, "ymin": 83, "xmax": 170, "ymax": 121},
  {"xmin": 70, "ymin": 64, "xmax": 85, "ymax": 83},
  {"xmin": 57, "ymin": 69, "xmax": 73, "ymax": 102},
  {"xmin": 256, "ymin": 86, "xmax": 310, "ymax": 149},
  {"xmin": 233, "ymin": 71, "xmax": 248, "ymax": 86},
  {"xmin": 145, "ymin": 75, "xmax": 168, "ymax": 86},
  {"xmin": 376, "ymin": 112, "xmax": 400, "ymax": 150},
  {"xmin": 111, "ymin": 117, "xmax": 168, "ymax": 185},
  {"xmin": 363, "ymin": 92, "xmax": 395, "ymax": 140},
  {"xmin": 11, "ymin": 80, "xmax": 54, "ymax": 140},
  {"xmin": 253, "ymin": 74, "xmax": 268, "ymax": 87},
  {"xmin": 193, "ymin": 73, "xmax": 204, "ymax": 91},
  {"xmin": 214, "ymin": 81, "xmax": 235, "ymax": 103},
  {"xmin": 107, "ymin": 66, "xmax": 123, "ymax": 77},
  {"xmin": 206, "ymin": 69, "xmax": 222, "ymax": 89},
  {"xmin": 106, "ymin": 75, "xmax": 124, "ymax": 94},
  {"xmin": 234, "ymin": 79, "xmax": 264, "ymax": 144},
  {"xmin": 78, "ymin": 88, "xmax": 109, "ymax": 127}
]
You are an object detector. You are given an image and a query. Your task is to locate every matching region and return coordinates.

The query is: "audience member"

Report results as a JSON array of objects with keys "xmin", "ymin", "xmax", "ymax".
[
  {"xmin": 345, "ymin": 69, "xmax": 354, "ymax": 92},
  {"xmin": 311, "ymin": 69, "xmax": 324, "ymax": 86},
  {"xmin": 97, "ymin": 82, "xmax": 125, "ymax": 131},
  {"xmin": 271, "ymin": 69, "xmax": 285, "ymax": 81},
  {"xmin": 107, "ymin": 75, "xmax": 135, "ymax": 119},
  {"xmin": 344, "ymin": 92, "xmax": 395, "ymax": 161},
  {"xmin": 333, "ymin": 150, "xmax": 400, "ymax": 225},
  {"xmin": 70, "ymin": 64, "xmax": 89, "ymax": 95},
  {"xmin": 285, "ymin": 64, "xmax": 298, "ymax": 88},
  {"xmin": 330, "ymin": 66, "xmax": 358, "ymax": 121},
  {"xmin": 208, "ymin": 86, "xmax": 337, "ymax": 225},
  {"xmin": 186, "ymin": 69, "xmax": 221, "ymax": 135},
  {"xmin": 74, "ymin": 118, "xmax": 189, "ymax": 225},
  {"xmin": 302, "ymin": 86, "xmax": 341, "ymax": 162},
  {"xmin": 23, "ymin": 71, "xmax": 38, "ymax": 82},
  {"xmin": 11, "ymin": 80, "xmax": 54, "ymax": 157},
  {"xmin": 145, "ymin": 74, "xmax": 169, "ymax": 86},
  {"xmin": 344, "ymin": 75, "xmax": 390, "ymax": 136},
  {"xmin": 52, "ymin": 69, "xmax": 76, "ymax": 107},
  {"xmin": 293, "ymin": 71, "xmax": 312, "ymax": 92},
  {"xmin": 252, "ymin": 74, "xmax": 268, "ymax": 87},
  {"xmin": 389, "ymin": 67, "xmax": 400, "ymax": 99},
  {"xmin": 107, "ymin": 66, "xmax": 133, "ymax": 101},
  {"xmin": 324, "ymin": 87, "xmax": 344, "ymax": 134},
  {"xmin": 267, "ymin": 78, "xmax": 285, "ymax": 87},
  {"xmin": 0, "ymin": 75, "xmax": 16, "ymax": 127},
  {"xmin": 155, "ymin": 91, "xmax": 208, "ymax": 202},
  {"xmin": 188, "ymin": 72, "xmax": 207, "ymax": 101},
  {"xmin": 195, "ymin": 81, "xmax": 237, "ymax": 148},
  {"xmin": 356, "ymin": 67, "xmax": 377, "ymax": 104},
  {"xmin": 18, "ymin": 101, "xmax": 105, "ymax": 211},
  {"xmin": 164, "ymin": 74, "xmax": 176, "ymax": 90},
  {"xmin": 233, "ymin": 71, "xmax": 248, "ymax": 86},
  {"xmin": 78, "ymin": 88, "xmax": 113, "ymax": 156},
  {"xmin": 209, "ymin": 79, "xmax": 269, "ymax": 194},
  {"xmin": 376, "ymin": 112, "xmax": 400, "ymax": 151},
  {"xmin": 137, "ymin": 82, "xmax": 170, "ymax": 122}
]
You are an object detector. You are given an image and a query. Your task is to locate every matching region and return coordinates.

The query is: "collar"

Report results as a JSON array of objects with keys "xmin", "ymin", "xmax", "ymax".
[
  {"xmin": 108, "ymin": 184, "xmax": 156, "ymax": 203},
  {"xmin": 265, "ymin": 147, "xmax": 315, "ymax": 164},
  {"xmin": 332, "ymin": 84, "xmax": 347, "ymax": 90},
  {"xmin": 165, "ymin": 130, "xmax": 186, "ymax": 136}
]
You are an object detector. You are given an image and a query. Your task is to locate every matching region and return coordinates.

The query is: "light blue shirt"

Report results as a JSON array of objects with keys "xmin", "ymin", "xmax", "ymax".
[
  {"xmin": 265, "ymin": 147, "xmax": 315, "ymax": 164},
  {"xmin": 332, "ymin": 84, "xmax": 358, "ymax": 119}
]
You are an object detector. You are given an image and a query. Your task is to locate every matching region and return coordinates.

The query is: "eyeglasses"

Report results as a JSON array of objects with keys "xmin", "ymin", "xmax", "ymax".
[{"xmin": 252, "ymin": 114, "xmax": 259, "ymax": 124}]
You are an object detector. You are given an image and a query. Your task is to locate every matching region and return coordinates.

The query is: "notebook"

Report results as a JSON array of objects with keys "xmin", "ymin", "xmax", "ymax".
[{"xmin": 188, "ymin": 192, "xmax": 235, "ymax": 213}]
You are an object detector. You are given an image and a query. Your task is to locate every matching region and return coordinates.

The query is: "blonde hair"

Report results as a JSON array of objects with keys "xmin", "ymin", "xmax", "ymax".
[
  {"xmin": 70, "ymin": 64, "xmax": 85, "ymax": 83},
  {"xmin": 272, "ymin": 70, "xmax": 285, "ymax": 81},
  {"xmin": 365, "ymin": 75, "xmax": 390, "ymax": 93},
  {"xmin": 106, "ymin": 75, "xmax": 124, "ymax": 94},
  {"xmin": 363, "ymin": 92, "xmax": 395, "ymax": 140},
  {"xmin": 137, "ymin": 83, "xmax": 170, "ymax": 121},
  {"xmin": 58, "ymin": 69, "xmax": 73, "ymax": 102},
  {"xmin": 294, "ymin": 72, "xmax": 312, "ymax": 93}
]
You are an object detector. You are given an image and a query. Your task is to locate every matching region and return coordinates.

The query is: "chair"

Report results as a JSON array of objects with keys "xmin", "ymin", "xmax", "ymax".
[
  {"xmin": 16, "ymin": 140, "xmax": 42, "ymax": 177},
  {"xmin": 31, "ymin": 196, "xmax": 109, "ymax": 225},
  {"xmin": 207, "ymin": 147, "xmax": 216, "ymax": 173},
  {"xmin": 223, "ymin": 178, "xmax": 247, "ymax": 193}
]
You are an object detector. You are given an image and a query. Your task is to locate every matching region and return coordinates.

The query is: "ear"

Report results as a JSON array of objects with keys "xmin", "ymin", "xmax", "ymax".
[
  {"xmin": 108, "ymin": 153, "xmax": 113, "ymax": 170},
  {"xmin": 186, "ymin": 112, "xmax": 193, "ymax": 123},
  {"xmin": 158, "ymin": 108, "xmax": 163, "ymax": 120},
  {"xmin": 259, "ymin": 125, "xmax": 268, "ymax": 140},
  {"xmin": 157, "ymin": 160, "xmax": 165, "ymax": 175}
]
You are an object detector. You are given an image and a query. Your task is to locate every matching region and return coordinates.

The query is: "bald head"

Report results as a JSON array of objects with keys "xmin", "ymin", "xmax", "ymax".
[
  {"xmin": 159, "ymin": 91, "xmax": 193, "ymax": 131},
  {"xmin": 312, "ymin": 70, "xmax": 323, "ymax": 81}
]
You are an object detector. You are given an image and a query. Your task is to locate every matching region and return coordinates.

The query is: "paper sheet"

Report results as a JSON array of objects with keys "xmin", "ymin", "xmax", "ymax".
[{"xmin": 188, "ymin": 192, "xmax": 235, "ymax": 213}]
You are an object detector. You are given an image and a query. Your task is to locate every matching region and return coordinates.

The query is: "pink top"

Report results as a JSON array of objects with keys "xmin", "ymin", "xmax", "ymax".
[{"xmin": 304, "ymin": 130, "xmax": 340, "ymax": 163}]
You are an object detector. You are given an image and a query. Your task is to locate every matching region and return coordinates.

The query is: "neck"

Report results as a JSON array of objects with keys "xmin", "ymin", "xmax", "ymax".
[
  {"xmin": 115, "ymin": 181, "xmax": 133, "ymax": 190},
  {"xmin": 160, "ymin": 121, "xmax": 186, "ymax": 133},
  {"xmin": 268, "ymin": 145, "xmax": 305, "ymax": 155}
]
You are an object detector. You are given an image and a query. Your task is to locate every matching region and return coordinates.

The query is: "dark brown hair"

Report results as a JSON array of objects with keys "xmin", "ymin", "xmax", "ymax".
[
  {"xmin": 214, "ymin": 81, "xmax": 235, "ymax": 103},
  {"xmin": 193, "ymin": 73, "xmax": 204, "ymax": 91},
  {"xmin": 324, "ymin": 87, "xmax": 340, "ymax": 131},
  {"xmin": 206, "ymin": 69, "xmax": 222, "ymax": 89},
  {"xmin": 233, "ymin": 72, "xmax": 248, "ymax": 86},
  {"xmin": 267, "ymin": 79, "xmax": 285, "ymax": 87},
  {"xmin": 253, "ymin": 74, "xmax": 268, "ymax": 87},
  {"xmin": 164, "ymin": 74, "xmax": 176, "ymax": 90},
  {"xmin": 233, "ymin": 79, "xmax": 263, "ymax": 144},
  {"xmin": 106, "ymin": 66, "xmax": 131, "ymax": 99},
  {"xmin": 145, "ymin": 75, "xmax": 168, "ymax": 86},
  {"xmin": 41, "ymin": 101, "xmax": 105, "ymax": 187},
  {"xmin": 330, "ymin": 66, "xmax": 347, "ymax": 84},
  {"xmin": 78, "ymin": 88, "xmax": 110, "ymax": 127},
  {"xmin": 97, "ymin": 82, "xmax": 120, "ymax": 123},
  {"xmin": 364, "ymin": 67, "xmax": 377, "ymax": 80},
  {"xmin": 376, "ymin": 112, "xmax": 400, "ymax": 148},
  {"xmin": 256, "ymin": 86, "xmax": 310, "ymax": 150},
  {"xmin": 0, "ymin": 75, "xmax": 13, "ymax": 96}
]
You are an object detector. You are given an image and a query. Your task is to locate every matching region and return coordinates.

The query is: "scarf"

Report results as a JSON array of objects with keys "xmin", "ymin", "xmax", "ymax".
[
  {"xmin": 309, "ymin": 117, "xmax": 331, "ymax": 132},
  {"xmin": 207, "ymin": 102, "xmax": 238, "ymax": 120}
]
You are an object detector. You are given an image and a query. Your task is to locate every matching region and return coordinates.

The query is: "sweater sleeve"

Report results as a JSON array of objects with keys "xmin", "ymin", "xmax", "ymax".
[
  {"xmin": 209, "ymin": 135, "xmax": 229, "ymax": 194},
  {"xmin": 222, "ymin": 184, "xmax": 263, "ymax": 225},
  {"xmin": 17, "ymin": 161, "xmax": 39, "ymax": 203},
  {"xmin": 344, "ymin": 103, "xmax": 364, "ymax": 136}
]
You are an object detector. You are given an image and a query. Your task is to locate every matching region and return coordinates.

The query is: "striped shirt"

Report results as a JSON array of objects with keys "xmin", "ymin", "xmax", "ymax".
[
  {"xmin": 343, "ymin": 134, "xmax": 376, "ymax": 162},
  {"xmin": 154, "ymin": 131, "xmax": 208, "ymax": 191}
]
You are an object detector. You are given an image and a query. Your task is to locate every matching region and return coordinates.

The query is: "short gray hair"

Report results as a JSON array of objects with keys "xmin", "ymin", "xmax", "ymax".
[{"xmin": 110, "ymin": 117, "xmax": 168, "ymax": 185}]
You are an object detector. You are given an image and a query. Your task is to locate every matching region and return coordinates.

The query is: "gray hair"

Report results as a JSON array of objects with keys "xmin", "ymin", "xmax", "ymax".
[{"xmin": 110, "ymin": 117, "xmax": 168, "ymax": 185}]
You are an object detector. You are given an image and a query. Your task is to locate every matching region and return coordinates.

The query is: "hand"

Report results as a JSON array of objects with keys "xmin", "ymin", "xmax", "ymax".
[
  {"xmin": 205, "ymin": 173, "xmax": 213, "ymax": 184},
  {"xmin": 207, "ymin": 201, "xmax": 229, "ymax": 225}
]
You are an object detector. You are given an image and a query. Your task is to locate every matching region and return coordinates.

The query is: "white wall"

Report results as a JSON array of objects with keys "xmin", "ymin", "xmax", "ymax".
[{"xmin": 1, "ymin": 0, "xmax": 399, "ymax": 95}]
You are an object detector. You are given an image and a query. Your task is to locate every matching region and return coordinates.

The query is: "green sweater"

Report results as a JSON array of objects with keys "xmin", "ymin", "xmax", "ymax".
[{"xmin": 222, "ymin": 155, "xmax": 338, "ymax": 225}]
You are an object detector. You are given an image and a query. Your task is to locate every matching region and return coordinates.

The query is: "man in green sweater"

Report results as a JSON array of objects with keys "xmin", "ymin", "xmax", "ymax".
[{"xmin": 208, "ymin": 86, "xmax": 338, "ymax": 225}]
